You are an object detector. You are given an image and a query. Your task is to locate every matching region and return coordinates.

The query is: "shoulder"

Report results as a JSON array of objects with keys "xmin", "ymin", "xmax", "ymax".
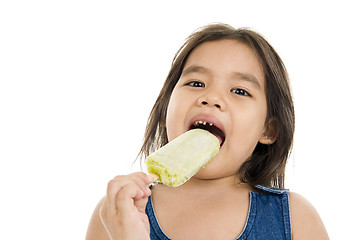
[
  {"xmin": 288, "ymin": 192, "xmax": 329, "ymax": 240},
  {"xmin": 85, "ymin": 197, "xmax": 110, "ymax": 240}
]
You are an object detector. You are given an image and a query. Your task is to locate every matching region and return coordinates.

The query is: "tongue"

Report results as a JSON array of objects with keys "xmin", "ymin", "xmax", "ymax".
[{"xmin": 212, "ymin": 133, "xmax": 224, "ymax": 146}]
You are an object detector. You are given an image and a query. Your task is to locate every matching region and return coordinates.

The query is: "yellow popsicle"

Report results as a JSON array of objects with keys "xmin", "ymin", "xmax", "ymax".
[{"xmin": 145, "ymin": 129, "xmax": 220, "ymax": 187}]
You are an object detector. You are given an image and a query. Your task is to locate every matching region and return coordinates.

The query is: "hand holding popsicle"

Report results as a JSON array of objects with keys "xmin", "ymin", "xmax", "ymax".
[
  {"xmin": 93, "ymin": 130, "xmax": 219, "ymax": 240},
  {"xmin": 99, "ymin": 172, "xmax": 156, "ymax": 240}
]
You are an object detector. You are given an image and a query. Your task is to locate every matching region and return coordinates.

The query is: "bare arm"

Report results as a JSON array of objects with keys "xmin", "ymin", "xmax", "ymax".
[
  {"xmin": 289, "ymin": 192, "xmax": 329, "ymax": 240},
  {"xmin": 85, "ymin": 172, "xmax": 154, "ymax": 240},
  {"xmin": 86, "ymin": 197, "xmax": 110, "ymax": 240}
]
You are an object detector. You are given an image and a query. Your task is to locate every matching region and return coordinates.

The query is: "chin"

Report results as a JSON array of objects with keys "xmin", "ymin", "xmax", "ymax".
[
  {"xmin": 194, "ymin": 158, "xmax": 243, "ymax": 180},
  {"xmin": 194, "ymin": 164, "xmax": 227, "ymax": 179}
]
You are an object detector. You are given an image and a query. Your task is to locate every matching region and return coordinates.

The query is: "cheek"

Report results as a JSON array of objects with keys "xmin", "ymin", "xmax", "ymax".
[
  {"xmin": 230, "ymin": 106, "xmax": 267, "ymax": 147},
  {"xmin": 165, "ymin": 91, "xmax": 186, "ymax": 141},
  {"xmin": 165, "ymin": 100, "xmax": 177, "ymax": 140}
]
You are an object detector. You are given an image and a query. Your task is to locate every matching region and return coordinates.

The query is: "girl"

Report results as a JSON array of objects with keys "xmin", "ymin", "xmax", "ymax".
[{"xmin": 86, "ymin": 24, "xmax": 329, "ymax": 239}]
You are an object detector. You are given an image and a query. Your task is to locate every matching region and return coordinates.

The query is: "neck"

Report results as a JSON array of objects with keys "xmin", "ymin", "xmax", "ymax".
[{"xmin": 174, "ymin": 174, "xmax": 250, "ymax": 194}]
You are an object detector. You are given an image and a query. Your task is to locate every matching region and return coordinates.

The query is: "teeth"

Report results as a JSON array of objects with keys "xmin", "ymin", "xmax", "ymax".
[{"xmin": 193, "ymin": 120, "xmax": 215, "ymax": 127}]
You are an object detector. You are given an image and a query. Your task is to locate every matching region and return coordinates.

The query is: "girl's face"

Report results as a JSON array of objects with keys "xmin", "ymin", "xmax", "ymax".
[{"xmin": 165, "ymin": 39, "xmax": 270, "ymax": 180}]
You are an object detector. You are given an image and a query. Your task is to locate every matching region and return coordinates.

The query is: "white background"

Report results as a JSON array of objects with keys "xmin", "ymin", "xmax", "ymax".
[{"xmin": 1, "ymin": 1, "xmax": 360, "ymax": 239}]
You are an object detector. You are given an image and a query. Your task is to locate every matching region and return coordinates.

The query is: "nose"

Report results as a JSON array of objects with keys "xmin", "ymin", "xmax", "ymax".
[{"xmin": 197, "ymin": 92, "xmax": 225, "ymax": 111}]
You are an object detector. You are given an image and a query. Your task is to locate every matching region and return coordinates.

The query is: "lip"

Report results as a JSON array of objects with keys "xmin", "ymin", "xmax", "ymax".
[{"xmin": 188, "ymin": 114, "xmax": 226, "ymax": 141}]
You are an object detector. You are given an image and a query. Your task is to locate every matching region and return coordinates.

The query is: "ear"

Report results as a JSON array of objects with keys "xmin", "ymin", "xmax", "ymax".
[{"xmin": 259, "ymin": 117, "xmax": 279, "ymax": 145}]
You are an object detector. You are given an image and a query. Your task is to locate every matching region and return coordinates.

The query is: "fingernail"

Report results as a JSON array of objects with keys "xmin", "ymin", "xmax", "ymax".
[
  {"xmin": 149, "ymin": 173, "xmax": 159, "ymax": 182},
  {"xmin": 144, "ymin": 186, "xmax": 152, "ymax": 196}
]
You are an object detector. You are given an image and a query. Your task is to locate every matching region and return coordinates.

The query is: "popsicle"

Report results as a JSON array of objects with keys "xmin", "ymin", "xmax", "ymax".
[{"xmin": 145, "ymin": 129, "xmax": 220, "ymax": 187}]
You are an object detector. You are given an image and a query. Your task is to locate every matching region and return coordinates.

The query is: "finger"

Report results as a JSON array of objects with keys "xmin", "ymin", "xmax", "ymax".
[
  {"xmin": 128, "ymin": 173, "xmax": 154, "ymax": 196},
  {"xmin": 115, "ymin": 182, "xmax": 143, "ymax": 215},
  {"xmin": 106, "ymin": 175, "xmax": 138, "ymax": 212},
  {"xmin": 106, "ymin": 178, "xmax": 124, "ymax": 213},
  {"xmin": 106, "ymin": 173, "xmax": 154, "ymax": 212},
  {"xmin": 117, "ymin": 172, "xmax": 154, "ymax": 186},
  {"xmin": 118, "ymin": 172, "xmax": 154, "ymax": 196}
]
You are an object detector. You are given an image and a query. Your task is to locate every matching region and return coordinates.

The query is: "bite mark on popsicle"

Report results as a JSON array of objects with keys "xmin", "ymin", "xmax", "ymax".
[{"xmin": 145, "ymin": 129, "xmax": 220, "ymax": 187}]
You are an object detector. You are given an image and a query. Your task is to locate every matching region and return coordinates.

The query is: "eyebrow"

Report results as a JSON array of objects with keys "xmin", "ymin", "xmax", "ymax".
[
  {"xmin": 182, "ymin": 65, "xmax": 261, "ymax": 89},
  {"xmin": 232, "ymin": 72, "xmax": 261, "ymax": 89},
  {"xmin": 181, "ymin": 65, "xmax": 210, "ymax": 76}
]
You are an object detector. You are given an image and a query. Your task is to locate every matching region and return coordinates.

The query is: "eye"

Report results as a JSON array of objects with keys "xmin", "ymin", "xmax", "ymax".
[
  {"xmin": 186, "ymin": 81, "xmax": 205, "ymax": 88},
  {"xmin": 231, "ymin": 88, "xmax": 251, "ymax": 96}
]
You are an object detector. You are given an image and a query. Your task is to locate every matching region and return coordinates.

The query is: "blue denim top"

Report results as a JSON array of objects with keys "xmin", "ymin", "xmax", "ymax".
[{"xmin": 146, "ymin": 185, "xmax": 291, "ymax": 240}]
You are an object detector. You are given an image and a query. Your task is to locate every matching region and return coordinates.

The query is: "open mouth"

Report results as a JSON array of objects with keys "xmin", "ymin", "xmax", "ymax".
[{"xmin": 189, "ymin": 120, "xmax": 226, "ymax": 147}]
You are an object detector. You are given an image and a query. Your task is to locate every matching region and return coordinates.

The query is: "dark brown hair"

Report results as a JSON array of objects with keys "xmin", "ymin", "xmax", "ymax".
[{"xmin": 139, "ymin": 23, "xmax": 295, "ymax": 188}]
